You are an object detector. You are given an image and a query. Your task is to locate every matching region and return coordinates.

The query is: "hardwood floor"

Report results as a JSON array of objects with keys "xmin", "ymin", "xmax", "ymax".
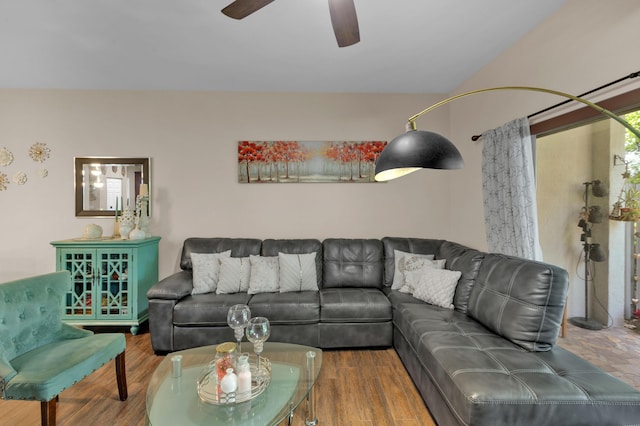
[
  {"xmin": 0, "ymin": 325, "xmax": 434, "ymax": 426},
  {"xmin": 312, "ymin": 350, "xmax": 435, "ymax": 426},
  {"xmin": 3, "ymin": 322, "xmax": 640, "ymax": 425}
]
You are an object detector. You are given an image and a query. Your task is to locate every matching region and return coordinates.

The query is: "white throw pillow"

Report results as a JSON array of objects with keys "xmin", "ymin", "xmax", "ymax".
[
  {"xmin": 278, "ymin": 252, "xmax": 319, "ymax": 292},
  {"xmin": 412, "ymin": 268, "xmax": 462, "ymax": 310},
  {"xmin": 216, "ymin": 257, "xmax": 251, "ymax": 294},
  {"xmin": 400, "ymin": 259, "xmax": 446, "ymax": 294},
  {"xmin": 391, "ymin": 250, "xmax": 436, "ymax": 290},
  {"xmin": 248, "ymin": 255, "xmax": 280, "ymax": 294},
  {"xmin": 191, "ymin": 251, "xmax": 231, "ymax": 295}
]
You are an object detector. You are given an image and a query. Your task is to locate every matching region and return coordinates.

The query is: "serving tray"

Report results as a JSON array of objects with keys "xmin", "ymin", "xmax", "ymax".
[{"xmin": 197, "ymin": 355, "xmax": 271, "ymax": 405}]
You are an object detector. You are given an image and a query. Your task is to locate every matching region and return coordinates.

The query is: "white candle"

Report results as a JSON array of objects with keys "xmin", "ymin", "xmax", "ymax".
[{"xmin": 139, "ymin": 183, "xmax": 148, "ymax": 197}]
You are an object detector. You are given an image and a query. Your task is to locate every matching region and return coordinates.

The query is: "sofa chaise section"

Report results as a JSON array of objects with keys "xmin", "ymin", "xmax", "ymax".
[
  {"xmin": 388, "ymin": 240, "xmax": 640, "ymax": 425},
  {"xmin": 393, "ymin": 302, "xmax": 640, "ymax": 425}
]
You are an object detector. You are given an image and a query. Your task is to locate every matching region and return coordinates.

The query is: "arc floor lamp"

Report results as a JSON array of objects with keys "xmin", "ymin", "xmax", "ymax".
[
  {"xmin": 374, "ymin": 85, "xmax": 640, "ymax": 181},
  {"xmin": 374, "ymin": 85, "xmax": 640, "ymax": 329}
]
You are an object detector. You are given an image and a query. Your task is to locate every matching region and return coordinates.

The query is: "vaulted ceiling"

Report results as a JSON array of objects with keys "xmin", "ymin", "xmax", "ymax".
[{"xmin": 0, "ymin": 0, "xmax": 566, "ymax": 93}]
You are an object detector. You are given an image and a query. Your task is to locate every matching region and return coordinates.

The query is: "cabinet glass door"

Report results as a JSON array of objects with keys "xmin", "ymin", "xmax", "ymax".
[
  {"xmin": 61, "ymin": 250, "xmax": 94, "ymax": 317},
  {"xmin": 98, "ymin": 249, "xmax": 132, "ymax": 319}
]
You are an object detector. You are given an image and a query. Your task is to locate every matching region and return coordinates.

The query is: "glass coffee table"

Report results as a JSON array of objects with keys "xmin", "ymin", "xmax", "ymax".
[{"xmin": 146, "ymin": 342, "xmax": 322, "ymax": 426}]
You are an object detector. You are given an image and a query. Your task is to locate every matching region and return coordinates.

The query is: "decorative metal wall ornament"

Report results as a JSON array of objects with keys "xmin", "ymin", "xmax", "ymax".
[
  {"xmin": 0, "ymin": 147, "xmax": 14, "ymax": 167},
  {"xmin": 0, "ymin": 172, "xmax": 8, "ymax": 191},
  {"xmin": 237, "ymin": 140, "xmax": 387, "ymax": 183},
  {"xmin": 0, "ymin": 142, "xmax": 52, "ymax": 192},
  {"xmin": 28, "ymin": 142, "xmax": 50, "ymax": 163},
  {"xmin": 13, "ymin": 171, "xmax": 27, "ymax": 185}
]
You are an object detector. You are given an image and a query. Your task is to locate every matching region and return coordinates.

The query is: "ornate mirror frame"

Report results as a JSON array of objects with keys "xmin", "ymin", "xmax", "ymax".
[{"xmin": 74, "ymin": 157, "xmax": 151, "ymax": 217}]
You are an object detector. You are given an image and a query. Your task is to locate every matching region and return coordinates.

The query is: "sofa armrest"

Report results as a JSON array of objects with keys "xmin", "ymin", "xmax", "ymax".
[
  {"xmin": 147, "ymin": 270, "xmax": 193, "ymax": 301},
  {"xmin": 147, "ymin": 271, "xmax": 193, "ymax": 353}
]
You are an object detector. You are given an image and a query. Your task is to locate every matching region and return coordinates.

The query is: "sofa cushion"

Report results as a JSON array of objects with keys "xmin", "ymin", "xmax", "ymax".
[
  {"xmin": 323, "ymin": 239, "xmax": 383, "ymax": 289},
  {"xmin": 173, "ymin": 293, "xmax": 252, "ymax": 326},
  {"xmin": 248, "ymin": 291, "xmax": 319, "ymax": 324},
  {"xmin": 320, "ymin": 288, "xmax": 391, "ymax": 322},
  {"xmin": 467, "ymin": 253, "xmax": 569, "ymax": 351},
  {"xmin": 384, "ymin": 287, "xmax": 424, "ymax": 307},
  {"xmin": 436, "ymin": 241, "xmax": 485, "ymax": 313},
  {"xmin": 180, "ymin": 238, "xmax": 262, "ymax": 270},
  {"xmin": 394, "ymin": 302, "xmax": 492, "ymax": 354},
  {"xmin": 6, "ymin": 333, "xmax": 125, "ymax": 401},
  {"xmin": 381, "ymin": 237, "xmax": 443, "ymax": 287}
]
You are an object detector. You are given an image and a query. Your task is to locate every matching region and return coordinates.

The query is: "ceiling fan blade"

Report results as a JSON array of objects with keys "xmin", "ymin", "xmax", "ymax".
[
  {"xmin": 222, "ymin": 0, "xmax": 275, "ymax": 20},
  {"xmin": 328, "ymin": 0, "xmax": 360, "ymax": 47}
]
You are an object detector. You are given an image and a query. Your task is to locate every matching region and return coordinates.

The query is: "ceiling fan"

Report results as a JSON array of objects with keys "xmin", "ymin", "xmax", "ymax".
[{"xmin": 221, "ymin": 0, "xmax": 360, "ymax": 47}]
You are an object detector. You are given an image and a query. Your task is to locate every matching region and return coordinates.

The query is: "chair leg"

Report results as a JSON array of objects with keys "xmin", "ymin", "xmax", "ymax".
[
  {"xmin": 41, "ymin": 399, "xmax": 56, "ymax": 426},
  {"xmin": 115, "ymin": 351, "xmax": 128, "ymax": 401}
]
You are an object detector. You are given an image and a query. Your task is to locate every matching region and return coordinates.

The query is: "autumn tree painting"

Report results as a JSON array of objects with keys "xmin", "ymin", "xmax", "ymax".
[{"xmin": 238, "ymin": 141, "xmax": 387, "ymax": 183}]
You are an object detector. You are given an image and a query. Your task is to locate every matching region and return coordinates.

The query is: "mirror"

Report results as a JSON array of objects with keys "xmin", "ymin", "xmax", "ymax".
[{"xmin": 75, "ymin": 157, "xmax": 151, "ymax": 217}]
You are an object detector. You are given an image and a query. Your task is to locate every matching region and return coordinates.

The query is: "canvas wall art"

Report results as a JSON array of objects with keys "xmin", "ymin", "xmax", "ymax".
[{"xmin": 238, "ymin": 140, "xmax": 387, "ymax": 183}]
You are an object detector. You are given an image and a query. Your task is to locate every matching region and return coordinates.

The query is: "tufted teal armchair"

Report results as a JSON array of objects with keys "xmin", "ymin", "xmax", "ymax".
[{"xmin": 0, "ymin": 271, "xmax": 127, "ymax": 426}]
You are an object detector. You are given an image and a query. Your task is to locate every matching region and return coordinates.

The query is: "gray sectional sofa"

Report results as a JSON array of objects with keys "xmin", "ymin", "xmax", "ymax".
[{"xmin": 147, "ymin": 237, "xmax": 640, "ymax": 425}]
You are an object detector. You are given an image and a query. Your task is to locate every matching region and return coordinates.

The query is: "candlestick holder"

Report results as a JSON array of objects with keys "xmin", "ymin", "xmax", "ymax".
[{"xmin": 112, "ymin": 198, "xmax": 120, "ymax": 238}]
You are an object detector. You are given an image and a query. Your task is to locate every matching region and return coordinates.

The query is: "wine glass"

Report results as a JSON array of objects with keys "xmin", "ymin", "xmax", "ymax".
[
  {"xmin": 246, "ymin": 317, "xmax": 271, "ymax": 377},
  {"xmin": 227, "ymin": 304, "xmax": 251, "ymax": 352}
]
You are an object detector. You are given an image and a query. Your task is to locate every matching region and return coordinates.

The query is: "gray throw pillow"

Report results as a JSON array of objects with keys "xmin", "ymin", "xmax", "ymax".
[
  {"xmin": 248, "ymin": 255, "xmax": 280, "ymax": 294},
  {"xmin": 412, "ymin": 268, "xmax": 462, "ymax": 309},
  {"xmin": 216, "ymin": 257, "xmax": 251, "ymax": 294},
  {"xmin": 400, "ymin": 259, "xmax": 446, "ymax": 294},
  {"xmin": 191, "ymin": 251, "xmax": 231, "ymax": 295},
  {"xmin": 278, "ymin": 252, "xmax": 318, "ymax": 292},
  {"xmin": 391, "ymin": 250, "xmax": 435, "ymax": 290}
]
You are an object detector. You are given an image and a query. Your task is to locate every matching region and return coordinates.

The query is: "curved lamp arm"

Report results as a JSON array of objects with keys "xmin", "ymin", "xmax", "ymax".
[
  {"xmin": 406, "ymin": 86, "xmax": 640, "ymax": 141},
  {"xmin": 375, "ymin": 85, "xmax": 640, "ymax": 182}
]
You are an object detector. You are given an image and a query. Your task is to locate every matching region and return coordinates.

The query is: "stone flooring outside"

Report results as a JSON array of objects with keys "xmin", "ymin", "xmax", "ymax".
[{"xmin": 558, "ymin": 321, "xmax": 640, "ymax": 389}]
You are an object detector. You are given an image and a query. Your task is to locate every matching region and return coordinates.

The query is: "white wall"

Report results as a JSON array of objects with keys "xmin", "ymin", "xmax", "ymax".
[
  {"xmin": 0, "ymin": 90, "xmax": 456, "ymax": 282},
  {"xmin": 536, "ymin": 126, "xmax": 593, "ymax": 320}
]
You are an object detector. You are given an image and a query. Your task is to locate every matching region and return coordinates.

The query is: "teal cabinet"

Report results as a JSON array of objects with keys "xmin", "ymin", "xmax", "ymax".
[{"xmin": 51, "ymin": 237, "xmax": 160, "ymax": 335}]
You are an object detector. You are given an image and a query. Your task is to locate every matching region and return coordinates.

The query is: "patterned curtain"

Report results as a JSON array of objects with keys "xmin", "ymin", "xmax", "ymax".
[{"xmin": 481, "ymin": 117, "xmax": 543, "ymax": 260}]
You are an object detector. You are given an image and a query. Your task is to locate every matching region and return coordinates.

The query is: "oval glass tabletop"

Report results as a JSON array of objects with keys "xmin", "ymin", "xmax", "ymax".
[{"xmin": 146, "ymin": 342, "xmax": 322, "ymax": 426}]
